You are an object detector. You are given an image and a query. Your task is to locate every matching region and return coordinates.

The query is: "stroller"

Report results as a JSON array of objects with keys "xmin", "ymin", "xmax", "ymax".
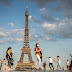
[{"xmin": 10, "ymin": 52, "xmax": 14, "ymax": 66}]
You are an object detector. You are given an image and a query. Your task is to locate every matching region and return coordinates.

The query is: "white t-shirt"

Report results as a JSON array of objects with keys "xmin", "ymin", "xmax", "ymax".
[
  {"xmin": 49, "ymin": 58, "xmax": 53, "ymax": 63},
  {"xmin": 66, "ymin": 61, "xmax": 70, "ymax": 66}
]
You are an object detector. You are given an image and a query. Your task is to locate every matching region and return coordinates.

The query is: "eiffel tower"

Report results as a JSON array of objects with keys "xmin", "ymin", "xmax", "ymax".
[{"xmin": 15, "ymin": 9, "xmax": 34, "ymax": 70}]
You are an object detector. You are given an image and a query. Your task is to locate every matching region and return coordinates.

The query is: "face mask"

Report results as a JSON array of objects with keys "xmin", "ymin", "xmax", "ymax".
[{"xmin": 37, "ymin": 45, "xmax": 39, "ymax": 47}]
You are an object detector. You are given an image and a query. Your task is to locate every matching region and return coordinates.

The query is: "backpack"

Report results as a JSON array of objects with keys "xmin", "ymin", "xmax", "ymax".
[{"xmin": 34, "ymin": 48, "xmax": 36, "ymax": 51}]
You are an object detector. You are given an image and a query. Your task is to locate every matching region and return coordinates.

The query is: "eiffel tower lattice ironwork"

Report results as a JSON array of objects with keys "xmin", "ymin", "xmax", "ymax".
[{"xmin": 15, "ymin": 9, "xmax": 34, "ymax": 70}]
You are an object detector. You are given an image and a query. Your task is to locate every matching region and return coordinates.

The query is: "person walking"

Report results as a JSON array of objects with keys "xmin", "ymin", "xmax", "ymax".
[
  {"xmin": 2, "ymin": 58, "xmax": 6, "ymax": 70},
  {"xmin": 6, "ymin": 47, "xmax": 13, "ymax": 70},
  {"xmin": 0, "ymin": 59, "xmax": 2, "ymax": 70},
  {"xmin": 66, "ymin": 60, "xmax": 70, "ymax": 70},
  {"xmin": 47, "ymin": 56, "xmax": 54, "ymax": 70},
  {"xmin": 34, "ymin": 43, "xmax": 42, "ymax": 69}
]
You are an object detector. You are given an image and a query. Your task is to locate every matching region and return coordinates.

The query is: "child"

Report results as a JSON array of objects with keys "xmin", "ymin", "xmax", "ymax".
[
  {"xmin": 43, "ymin": 61, "xmax": 46, "ymax": 70},
  {"xmin": 0, "ymin": 59, "xmax": 2, "ymax": 70},
  {"xmin": 2, "ymin": 59, "xmax": 6, "ymax": 70},
  {"xmin": 57, "ymin": 56, "xmax": 61, "ymax": 70},
  {"xmin": 66, "ymin": 60, "xmax": 70, "ymax": 70},
  {"xmin": 47, "ymin": 56, "xmax": 54, "ymax": 70}
]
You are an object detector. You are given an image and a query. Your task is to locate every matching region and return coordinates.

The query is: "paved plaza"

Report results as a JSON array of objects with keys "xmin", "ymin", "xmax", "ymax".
[{"xmin": 0, "ymin": 70, "xmax": 71, "ymax": 72}]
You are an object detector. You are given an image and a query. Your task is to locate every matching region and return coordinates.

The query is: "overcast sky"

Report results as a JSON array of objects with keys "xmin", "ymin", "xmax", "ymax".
[{"xmin": 0, "ymin": 0, "xmax": 72, "ymax": 69}]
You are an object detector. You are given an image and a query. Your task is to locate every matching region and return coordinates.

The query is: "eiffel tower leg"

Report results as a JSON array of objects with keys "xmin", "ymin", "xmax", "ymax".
[
  {"xmin": 15, "ymin": 52, "xmax": 24, "ymax": 70},
  {"xmin": 19, "ymin": 52, "xmax": 24, "ymax": 62},
  {"xmin": 28, "ymin": 53, "xmax": 33, "ymax": 63}
]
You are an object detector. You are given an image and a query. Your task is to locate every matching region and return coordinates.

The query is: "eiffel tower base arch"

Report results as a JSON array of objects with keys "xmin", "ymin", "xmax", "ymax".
[
  {"xmin": 15, "ymin": 62, "xmax": 35, "ymax": 70},
  {"xmin": 15, "ymin": 48, "xmax": 35, "ymax": 70}
]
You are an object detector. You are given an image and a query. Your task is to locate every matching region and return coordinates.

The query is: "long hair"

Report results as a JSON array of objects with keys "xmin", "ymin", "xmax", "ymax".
[{"xmin": 36, "ymin": 43, "xmax": 39, "ymax": 47}]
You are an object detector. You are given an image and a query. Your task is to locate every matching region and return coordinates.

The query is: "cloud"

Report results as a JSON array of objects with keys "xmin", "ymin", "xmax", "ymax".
[
  {"xmin": 0, "ymin": 41, "xmax": 3, "ymax": 44},
  {"xmin": 42, "ymin": 23, "xmax": 56, "ymax": 31},
  {"xmin": 12, "ymin": 29, "xmax": 24, "ymax": 32},
  {"xmin": 0, "ymin": 32, "xmax": 6, "ymax": 38},
  {"xmin": 0, "ymin": 28, "xmax": 3, "ymax": 31},
  {"xmin": 1, "ymin": 0, "xmax": 11, "ymax": 6},
  {"xmin": 34, "ymin": 34, "xmax": 39, "ymax": 38},
  {"xmin": 29, "ymin": 34, "xmax": 51, "ymax": 41},
  {"xmin": 28, "ymin": 15, "xmax": 32, "ymax": 20},
  {"xmin": 29, "ymin": 15, "xmax": 41, "ymax": 23},
  {"xmin": 6, "ymin": 38, "xmax": 15, "ymax": 44},
  {"xmin": 45, "ymin": 37, "xmax": 51, "ymax": 40},
  {"xmin": 40, "ymin": 8, "xmax": 55, "ymax": 23},
  {"xmin": 40, "ymin": 8, "xmax": 47, "ymax": 12},
  {"xmin": 27, "ymin": 0, "xmax": 49, "ymax": 7},
  {"xmin": 6, "ymin": 32, "xmax": 11, "ymax": 35},
  {"xmin": 58, "ymin": 18, "xmax": 72, "ymax": 38},
  {"xmin": 6, "ymin": 37, "xmax": 23, "ymax": 44},
  {"xmin": 42, "ymin": 18, "xmax": 72, "ymax": 38},
  {"xmin": 1, "ymin": 0, "xmax": 72, "ymax": 18},
  {"xmin": 0, "ymin": 29, "xmax": 24, "ymax": 44},
  {"xmin": 42, "ymin": 22, "xmax": 57, "ymax": 37},
  {"xmin": 29, "ymin": 34, "xmax": 47, "ymax": 41},
  {"xmin": 12, "ymin": 29, "xmax": 24, "ymax": 36},
  {"xmin": 32, "ymin": 29, "xmax": 37, "ymax": 31},
  {"xmin": 28, "ymin": 0, "xmax": 72, "ymax": 9},
  {"xmin": 9, "ymin": 22, "xmax": 14, "ymax": 27},
  {"xmin": 16, "ymin": 38, "xmax": 23, "ymax": 42},
  {"xmin": 28, "ymin": 0, "xmax": 72, "ymax": 19}
]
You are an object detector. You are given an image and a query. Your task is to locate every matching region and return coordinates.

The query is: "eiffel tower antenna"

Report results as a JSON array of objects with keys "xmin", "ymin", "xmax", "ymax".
[
  {"xmin": 26, "ymin": 0, "xmax": 28, "ymax": 11},
  {"xmin": 26, "ymin": 6, "xmax": 28, "ymax": 11}
]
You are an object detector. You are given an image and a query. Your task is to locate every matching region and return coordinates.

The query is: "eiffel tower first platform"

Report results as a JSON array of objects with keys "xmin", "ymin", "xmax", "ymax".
[{"xmin": 15, "ymin": 9, "xmax": 34, "ymax": 70}]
